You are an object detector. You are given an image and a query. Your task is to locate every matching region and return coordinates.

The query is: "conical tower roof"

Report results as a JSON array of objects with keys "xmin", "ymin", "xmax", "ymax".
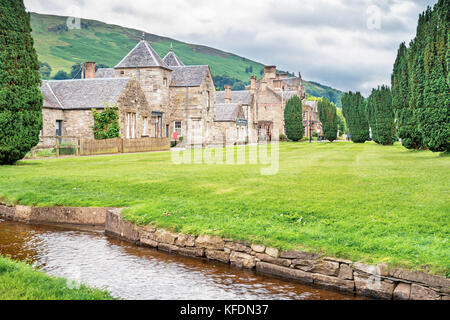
[
  {"xmin": 115, "ymin": 40, "xmax": 170, "ymax": 69},
  {"xmin": 162, "ymin": 44, "xmax": 185, "ymax": 67}
]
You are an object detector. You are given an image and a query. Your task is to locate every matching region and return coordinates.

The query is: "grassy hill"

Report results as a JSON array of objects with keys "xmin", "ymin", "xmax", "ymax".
[{"xmin": 30, "ymin": 12, "xmax": 343, "ymax": 106}]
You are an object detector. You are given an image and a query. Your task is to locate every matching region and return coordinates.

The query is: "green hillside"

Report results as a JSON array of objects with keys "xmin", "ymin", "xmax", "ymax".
[{"xmin": 30, "ymin": 12, "xmax": 343, "ymax": 106}]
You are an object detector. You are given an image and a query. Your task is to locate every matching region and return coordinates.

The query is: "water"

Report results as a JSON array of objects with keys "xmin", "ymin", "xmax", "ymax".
[{"xmin": 0, "ymin": 220, "xmax": 362, "ymax": 300}]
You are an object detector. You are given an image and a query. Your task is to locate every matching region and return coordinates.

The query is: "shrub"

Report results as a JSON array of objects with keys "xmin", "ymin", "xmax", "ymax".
[
  {"xmin": 341, "ymin": 92, "xmax": 369, "ymax": 143},
  {"xmin": 284, "ymin": 96, "xmax": 304, "ymax": 141},
  {"xmin": 92, "ymin": 104, "xmax": 120, "ymax": 140},
  {"xmin": 318, "ymin": 98, "xmax": 338, "ymax": 142}
]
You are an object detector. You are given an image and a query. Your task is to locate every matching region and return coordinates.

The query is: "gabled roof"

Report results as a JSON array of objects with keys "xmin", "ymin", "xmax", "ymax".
[
  {"xmin": 115, "ymin": 40, "xmax": 170, "ymax": 70},
  {"xmin": 41, "ymin": 78, "xmax": 131, "ymax": 110},
  {"xmin": 215, "ymin": 103, "xmax": 242, "ymax": 122},
  {"xmin": 216, "ymin": 90, "xmax": 253, "ymax": 105},
  {"xmin": 170, "ymin": 65, "xmax": 210, "ymax": 87},
  {"xmin": 96, "ymin": 68, "xmax": 115, "ymax": 78},
  {"xmin": 162, "ymin": 48, "xmax": 185, "ymax": 67}
]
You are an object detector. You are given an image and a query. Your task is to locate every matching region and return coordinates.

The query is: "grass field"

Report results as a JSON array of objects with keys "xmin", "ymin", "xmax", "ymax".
[
  {"xmin": 0, "ymin": 143, "xmax": 448, "ymax": 275},
  {"xmin": 0, "ymin": 256, "xmax": 114, "ymax": 300}
]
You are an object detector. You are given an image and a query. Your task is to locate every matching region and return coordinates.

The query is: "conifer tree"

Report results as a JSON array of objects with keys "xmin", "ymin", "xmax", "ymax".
[
  {"xmin": 341, "ymin": 92, "xmax": 369, "ymax": 143},
  {"xmin": 318, "ymin": 98, "xmax": 338, "ymax": 142},
  {"xmin": 367, "ymin": 86, "xmax": 395, "ymax": 145},
  {"xmin": 284, "ymin": 96, "xmax": 304, "ymax": 141},
  {"xmin": 0, "ymin": 0, "xmax": 43, "ymax": 164}
]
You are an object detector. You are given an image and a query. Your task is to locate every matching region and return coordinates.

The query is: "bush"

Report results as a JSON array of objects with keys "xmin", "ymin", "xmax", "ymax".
[
  {"xmin": 318, "ymin": 98, "xmax": 338, "ymax": 142},
  {"xmin": 341, "ymin": 92, "xmax": 369, "ymax": 143},
  {"xmin": 92, "ymin": 104, "xmax": 120, "ymax": 140}
]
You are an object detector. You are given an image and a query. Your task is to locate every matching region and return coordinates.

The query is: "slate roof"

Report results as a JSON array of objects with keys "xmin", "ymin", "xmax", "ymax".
[
  {"xmin": 162, "ymin": 49, "xmax": 185, "ymax": 67},
  {"xmin": 41, "ymin": 78, "xmax": 131, "ymax": 110},
  {"xmin": 115, "ymin": 40, "xmax": 170, "ymax": 69},
  {"xmin": 216, "ymin": 90, "xmax": 253, "ymax": 105},
  {"xmin": 170, "ymin": 66, "xmax": 209, "ymax": 87},
  {"xmin": 96, "ymin": 68, "xmax": 115, "ymax": 78},
  {"xmin": 277, "ymin": 90, "xmax": 299, "ymax": 101},
  {"xmin": 215, "ymin": 103, "xmax": 241, "ymax": 122}
]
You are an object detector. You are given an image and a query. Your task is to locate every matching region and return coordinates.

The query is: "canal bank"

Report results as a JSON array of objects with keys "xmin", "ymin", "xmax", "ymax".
[{"xmin": 1, "ymin": 203, "xmax": 448, "ymax": 300}]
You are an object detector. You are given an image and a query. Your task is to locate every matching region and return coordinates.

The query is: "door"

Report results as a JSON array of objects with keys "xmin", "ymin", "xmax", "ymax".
[{"xmin": 56, "ymin": 120, "xmax": 63, "ymax": 144}]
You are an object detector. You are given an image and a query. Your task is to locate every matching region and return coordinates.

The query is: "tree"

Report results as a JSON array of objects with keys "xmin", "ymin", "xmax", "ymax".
[
  {"xmin": 367, "ymin": 86, "xmax": 395, "ymax": 145},
  {"xmin": 318, "ymin": 98, "xmax": 338, "ymax": 142},
  {"xmin": 92, "ymin": 104, "xmax": 120, "ymax": 140},
  {"xmin": 52, "ymin": 70, "xmax": 70, "ymax": 80},
  {"xmin": 416, "ymin": 0, "xmax": 449, "ymax": 152},
  {"xmin": 284, "ymin": 96, "xmax": 304, "ymax": 141},
  {"xmin": 341, "ymin": 92, "xmax": 369, "ymax": 143},
  {"xmin": 0, "ymin": 0, "xmax": 43, "ymax": 165},
  {"xmin": 392, "ymin": 43, "xmax": 423, "ymax": 149},
  {"xmin": 39, "ymin": 62, "xmax": 52, "ymax": 79}
]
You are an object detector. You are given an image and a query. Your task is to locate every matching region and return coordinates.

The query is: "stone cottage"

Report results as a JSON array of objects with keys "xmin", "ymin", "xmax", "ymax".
[{"xmin": 40, "ymin": 77, "xmax": 151, "ymax": 147}]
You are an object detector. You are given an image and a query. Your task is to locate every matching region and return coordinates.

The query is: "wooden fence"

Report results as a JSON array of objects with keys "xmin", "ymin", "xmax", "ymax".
[{"xmin": 31, "ymin": 136, "xmax": 170, "ymax": 158}]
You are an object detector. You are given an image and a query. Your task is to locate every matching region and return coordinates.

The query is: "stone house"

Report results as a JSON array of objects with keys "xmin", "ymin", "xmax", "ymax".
[
  {"xmin": 40, "ymin": 77, "xmax": 151, "ymax": 147},
  {"xmin": 302, "ymin": 100, "xmax": 323, "ymax": 139}
]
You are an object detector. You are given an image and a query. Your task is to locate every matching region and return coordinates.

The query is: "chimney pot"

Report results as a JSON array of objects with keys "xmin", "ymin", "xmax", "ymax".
[{"xmin": 224, "ymin": 85, "xmax": 232, "ymax": 103}]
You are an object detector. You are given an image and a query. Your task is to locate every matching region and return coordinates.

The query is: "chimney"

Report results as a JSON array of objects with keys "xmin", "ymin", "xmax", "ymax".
[
  {"xmin": 250, "ymin": 76, "xmax": 257, "ymax": 91},
  {"xmin": 264, "ymin": 66, "xmax": 277, "ymax": 79},
  {"xmin": 273, "ymin": 79, "xmax": 282, "ymax": 90},
  {"xmin": 84, "ymin": 62, "xmax": 96, "ymax": 79},
  {"xmin": 224, "ymin": 85, "xmax": 232, "ymax": 104}
]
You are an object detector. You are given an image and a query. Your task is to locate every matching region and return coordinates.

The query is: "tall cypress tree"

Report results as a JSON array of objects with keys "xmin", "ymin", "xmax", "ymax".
[
  {"xmin": 0, "ymin": 0, "xmax": 43, "ymax": 164},
  {"xmin": 284, "ymin": 96, "xmax": 304, "ymax": 141},
  {"xmin": 368, "ymin": 86, "xmax": 395, "ymax": 145},
  {"xmin": 318, "ymin": 98, "xmax": 338, "ymax": 142},
  {"xmin": 416, "ymin": 0, "xmax": 449, "ymax": 152},
  {"xmin": 392, "ymin": 43, "xmax": 423, "ymax": 149},
  {"xmin": 341, "ymin": 92, "xmax": 369, "ymax": 143}
]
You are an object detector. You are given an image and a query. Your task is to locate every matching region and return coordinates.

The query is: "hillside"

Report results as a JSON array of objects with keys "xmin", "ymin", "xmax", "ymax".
[{"xmin": 30, "ymin": 12, "xmax": 343, "ymax": 106}]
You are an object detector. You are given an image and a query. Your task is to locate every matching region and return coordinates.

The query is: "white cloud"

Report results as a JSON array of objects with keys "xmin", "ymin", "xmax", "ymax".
[{"xmin": 23, "ymin": 0, "xmax": 437, "ymax": 95}]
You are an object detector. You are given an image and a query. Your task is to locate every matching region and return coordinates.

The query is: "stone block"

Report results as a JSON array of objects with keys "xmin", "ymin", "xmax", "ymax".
[
  {"xmin": 354, "ymin": 272, "xmax": 395, "ymax": 300},
  {"xmin": 339, "ymin": 264, "xmax": 354, "ymax": 280},
  {"xmin": 14, "ymin": 205, "xmax": 31, "ymax": 222},
  {"xmin": 105, "ymin": 209, "xmax": 139, "ymax": 242},
  {"xmin": 255, "ymin": 253, "xmax": 292, "ymax": 268},
  {"xmin": 251, "ymin": 244, "xmax": 266, "ymax": 253},
  {"xmin": 393, "ymin": 283, "xmax": 411, "ymax": 300},
  {"xmin": 140, "ymin": 238, "xmax": 158, "ymax": 248},
  {"xmin": 0, "ymin": 204, "xmax": 15, "ymax": 220},
  {"xmin": 324, "ymin": 257, "xmax": 353, "ymax": 265},
  {"xmin": 205, "ymin": 250, "xmax": 230, "ymax": 264},
  {"xmin": 225, "ymin": 242, "xmax": 252, "ymax": 254},
  {"xmin": 195, "ymin": 235, "xmax": 225, "ymax": 250},
  {"xmin": 294, "ymin": 260, "xmax": 339, "ymax": 277},
  {"xmin": 313, "ymin": 273, "xmax": 355, "ymax": 293},
  {"xmin": 154, "ymin": 229, "xmax": 177, "ymax": 245},
  {"xmin": 178, "ymin": 247, "xmax": 205, "ymax": 258},
  {"xmin": 256, "ymin": 262, "xmax": 314, "ymax": 284},
  {"xmin": 230, "ymin": 251, "xmax": 256, "ymax": 269},
  {"xmin": 410, "ymin": 284, "xmax": 441, "ymax": 301},
  {"xmin": 389, "ymin": 268, "xmax": 450, "ymax": 289},
  {"xmin": 176, "ymin": 234, "xmax": 196, "ymax": 247},
  {"xmin": 265, "ymin": 247, "xmax": 280, "ymax": 258}
]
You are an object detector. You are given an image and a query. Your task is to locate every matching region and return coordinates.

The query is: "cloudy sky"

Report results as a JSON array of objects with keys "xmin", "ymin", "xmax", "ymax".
[{"xmin": 24, "ymin": 0, "xmax": 436, "ymax": 95}]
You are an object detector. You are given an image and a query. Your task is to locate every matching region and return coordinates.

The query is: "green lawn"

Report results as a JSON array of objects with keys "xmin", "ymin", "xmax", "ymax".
[
  {"xmin": 0, "ymin": 256, "xmax": 114, "ymax": 300},
  {"xmin": 0, "ymin": 142, "xmax": 448, "ymax": 275}
]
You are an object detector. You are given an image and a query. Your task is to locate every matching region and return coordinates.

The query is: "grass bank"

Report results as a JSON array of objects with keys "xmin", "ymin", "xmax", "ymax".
[
  {"xmin": 0, "ymin": 142, "xmax": 448, "ymax": 275},
  {"xmin": 0, "ymin": 256, "xmax": 114, "ymax": 300}
]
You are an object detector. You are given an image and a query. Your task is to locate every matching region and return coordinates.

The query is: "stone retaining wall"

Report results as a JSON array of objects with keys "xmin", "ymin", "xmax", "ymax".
[
  {"xmin": 0, "ymin": 203, "xmax": 108, "ymax": 226},
  {"xmin": 1, "ymin": 204, "xmax": 448, "ymax": 300},
  {"xmin": 104, "ymin": 209, "xmax": 449, "ymax": 301}
]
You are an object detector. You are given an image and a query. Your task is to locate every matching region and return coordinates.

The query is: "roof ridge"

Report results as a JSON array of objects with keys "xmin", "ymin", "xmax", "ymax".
[{"xmin": 45, "ymin": 82, "xmax": 64, "ymax": 109}]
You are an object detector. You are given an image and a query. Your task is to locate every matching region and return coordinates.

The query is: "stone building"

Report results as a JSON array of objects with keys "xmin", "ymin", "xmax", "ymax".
[
  {"xmin": 40, "ymin": 38, "xmax": 316, "ymax": 147},
  {"xmin": 302, "ymin": 100, "xmax": 323, "ymax": 139},
  {"xmin": 40, "ymin": 77, "xmax": 151, "ymax": 146}
]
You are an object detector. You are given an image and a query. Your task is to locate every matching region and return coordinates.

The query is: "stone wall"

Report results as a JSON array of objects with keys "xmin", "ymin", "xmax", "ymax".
[
  {"xmin": 104, "ymin": 209, "xmax": 450, "ymax": 301},
  {"xmin": 1, "ymin": 204, "xmax": 448, "ymax": 301}
]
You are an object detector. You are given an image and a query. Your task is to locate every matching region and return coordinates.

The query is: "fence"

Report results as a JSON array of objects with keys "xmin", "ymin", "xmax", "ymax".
[{"xmin": 30, "ymin": 136, "xmax": 170, "ymax": 158}]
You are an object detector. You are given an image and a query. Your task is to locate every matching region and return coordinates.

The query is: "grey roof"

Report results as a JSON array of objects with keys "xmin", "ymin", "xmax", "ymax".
[
  {"xmin": 277, "ymin": 90, "xmax": 299, "ymax": 101},
  {"xmin": 41, "ymin": 78, "xmax": 131, "ymax": 110},
  {"xmin": 162, "ymin": 50, "xmax": 185, "ymax": 67},
  {"xmin": 216, "ymin": 90, "xmax": 252, "ymax": 105},
  {"xmin": 215, "ymin": 103, "xmax": 241, "ymax": 122},
  {"xmin": 304, "ymin": 100, "xmax": 319, "ymax": 112},
  {"xmin": 170, "ymin": 66, "xmax": 209, "ymax": 87},
  {"xmin": 96, "ymin": 68, "xmax": 115, "ymax": 78},
  {"xmin": 115, "ymin": 40, "xmax": 169, "ymax": 69}
]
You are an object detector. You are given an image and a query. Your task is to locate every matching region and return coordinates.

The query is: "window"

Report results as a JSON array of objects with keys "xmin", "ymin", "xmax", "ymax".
[
  {"xmin": 126, "ymin": 112, "xmax": 137, "ymax": 139},
  {"xmin": 175, "ymin": 122, "xmax": 182, "ymax": 136},
  {"xmin": 166, "ymin": 125, "xmax": 169, "ymax": 138},
  {"xmin": 143, "ymin": 117, "xmax": 148, "ymax": 136},
  {"xmin": 207, "ymin": 91, "xmax": 211, "ymax": 111},
  {"xmin": 163, "ymin": 77, "xmax": 168, "ymax": 87}
]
